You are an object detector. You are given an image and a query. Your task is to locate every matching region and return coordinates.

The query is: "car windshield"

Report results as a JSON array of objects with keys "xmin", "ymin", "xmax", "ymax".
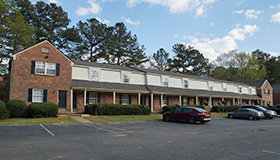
[
  {"xmin": 194, "ymin": 108, "xmax": 206, "ymax": 112},
  {"xmin": 257, "ymin": 106, "xmax": 267, "ymax": 111}
]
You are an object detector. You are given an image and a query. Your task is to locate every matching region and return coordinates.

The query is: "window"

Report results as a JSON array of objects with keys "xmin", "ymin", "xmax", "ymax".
[
  {"xmin": 35, "ymin": 61, "xmax": 56, "ymax": 75},
  {"xmin": 267, "ymin": 101, "xmax": 271, "ymax": 106},
  {"xmin": 184, "ymin": 80, "xmax": 188, "ymax": 88},
  {"xmin": 163, "ymin": 78, "xmax": 168, "ymax": 87},
  {"xmin": 163, "ymin": 96, "xmax": 169, "ymax": 105},
  {"xmin": 123, "ymin": 74, "xmax": 130, "ymax": 83},
  {"xmin": 182, "ymin": 97, "xmax": 189, "ymax": 105},
  {"xmin": 33, "ymin": 89, "xmax": 43, "ymax": 102},
  {"xmin": 208, "ymin": 82, "xmax": 213, "ymax": 91},
  {"xmin": 89, "ymin": 93, "xmax": 98, "ymax": 104},
  {"xmin": 90, "ymin": 69, "xmax": 99, "ymax": 81},
  {"xmin": 222, "ymin": 83, "xmax": 227, "ymax": 92},
  {"xmin": 249, "ymin": 88, "xmax": 252, "ymax": 94},
  {"xmin": 175, "ymin": 108, "xmax": 183, "ymax": 113},
  {"xmin": 239, "ymin": 87, "xmax": 242, "ymax": 93},
  {"xmin": 183, "ymin": 108, "xmax": 192, "ymax": 112},
  {"xmin": 264, "ymin": 89, "xmax": 270, "ymax": 95},
  {"xmin": 121, "ymin": 95, "xmax": 129, "ymax": 105},
  {"xmin": 42, "ymin": 47, "xmax": 50, "ymax": 53}
]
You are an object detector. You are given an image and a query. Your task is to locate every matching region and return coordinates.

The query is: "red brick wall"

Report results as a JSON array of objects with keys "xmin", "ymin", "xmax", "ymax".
[
  {"xmin": 260, "ymin": 81, "xmax": 273, "ymax": 106},
  {"xmin": 273, "ymin": 91, "xmax": 280, "ymax": 105},
  {"xmin": 169, "ymin": 96, "xmax": 179, "ymax": 105},
  {"xmin": 10, "ymin": 41, "xmax": 72, "ymax": 110}
]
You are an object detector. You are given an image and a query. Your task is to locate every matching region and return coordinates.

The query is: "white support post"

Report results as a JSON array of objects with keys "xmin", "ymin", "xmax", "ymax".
[
  {"xmin": 179, "ymin": 95, "xmax": 182, "ymax": 105},
  {"xmin": 151, "ymin": 93, "xmax": 154, "ymax": 112},
  {"xmin": 71, "ymin": 89, "xmax": 73, "ymax": 113},
  {"xmin": 138, "ymin": 93, "xmax": 141, "ymax": 105},
  {"xmin": 196, "ymin": 96, "xmax": 198, "ymax": 105},
  {"xmin": 233, "ymin": 98, "xmax": 235, "ymax": 105},
  {"xmin": 209, "ymin": 97, "xmax": 212, "ymax": 106},
  {"xmin": 113, "ymin": 91, "xmax": 116, "ymax": 104},
  {"xmin": 84, "ymin": 89, "xmax": 87, "ymax": 107},
  {"xmin": 161, "ymin": 94, "xmax": 163, "ymax": 108}
]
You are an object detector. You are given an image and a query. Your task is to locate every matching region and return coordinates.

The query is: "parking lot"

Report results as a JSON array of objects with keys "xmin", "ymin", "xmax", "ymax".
[{"xmin": 1, "ymin": 118, "xmax": 280, "ymax": 160}]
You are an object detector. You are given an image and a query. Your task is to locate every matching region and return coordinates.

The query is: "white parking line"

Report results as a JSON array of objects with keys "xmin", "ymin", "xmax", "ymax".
[
  {"xmin": 40, "ymin": 124, "xmax": 55, "ymax": 136},
  {"xmin": 82, "ymin": 124, "xmax": 116, "ymax": 133},
  {"xmin": 263, "ymin": 150, "xmax": 280, "ymax": 155}
]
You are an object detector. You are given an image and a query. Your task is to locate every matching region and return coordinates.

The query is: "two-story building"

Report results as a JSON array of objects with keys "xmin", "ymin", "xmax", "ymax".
[{"xmin": 10, "ymin": 40, "xmax": 266, "ymax": 112}]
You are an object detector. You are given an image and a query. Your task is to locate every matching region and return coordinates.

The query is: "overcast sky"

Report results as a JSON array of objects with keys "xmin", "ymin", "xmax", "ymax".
[{"xmin": 36, "ymin": 0, "xmax": 280, "ymax": 62}]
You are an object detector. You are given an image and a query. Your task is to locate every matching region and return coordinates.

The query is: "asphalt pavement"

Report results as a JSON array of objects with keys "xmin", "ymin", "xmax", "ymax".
[{"xmin": 1, "ymin": 118, "xmax": 280, "ymax": 160}]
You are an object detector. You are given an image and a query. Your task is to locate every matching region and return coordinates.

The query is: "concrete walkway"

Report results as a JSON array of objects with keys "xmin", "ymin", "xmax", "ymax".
[{"xmin": 70, "ymin": 116, "xmax": 93, "ymax": 123}]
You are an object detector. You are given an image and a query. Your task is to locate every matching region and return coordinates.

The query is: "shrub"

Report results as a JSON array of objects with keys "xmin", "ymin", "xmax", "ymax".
[
  {"xmin": 211, "ymin": 105, "xmax": 240, "ymax": 112},
  {"xmin": 85, "ymin": 103, "xmax": 150, "ymax": 115},
  {"xmin": 29, "ymin": 103, "xmax": 44, "ymax": 118},
  {"xmin": 0, "ymin": 100, "xmax": 9, "ymax": 119},
  {"xmin": 162, "ymin": 105, "xmax": 177, "ymax": 113},
  {"xmin": 6, "ymin": 100, "xmax": 26, "ymax": 118},
  {"xmin": 29, "ymin": 102, "xmax": 59, "ymax": 118},
  {"xmin": 42, "ymin": 102, "xmax": 58, "ymax": 117}
]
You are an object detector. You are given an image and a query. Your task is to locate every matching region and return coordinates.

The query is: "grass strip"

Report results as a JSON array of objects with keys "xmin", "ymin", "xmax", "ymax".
[{"xmin": 0, "ymin": 118, "xmax": 79, "ymax": 125}]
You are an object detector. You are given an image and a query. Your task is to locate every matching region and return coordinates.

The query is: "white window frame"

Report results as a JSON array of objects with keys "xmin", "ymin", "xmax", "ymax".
[
  {"xmin": 208, "ymin": 82, "xmax": 213, "ymax": 91},
  {"xmin": 121, "ymin": 95, "xmax": 129, "ymax": 105},
  {"xmin": 184, "ymin": 80, "xmax": 188, "ymax": 88},
  {"xmin": 89, "ymin": 69, "xmax": 99, "ymax": 81},
  {"xmin": 163, "ymin": 96, "xmax": 168, "ymax": 105},
  {"xmin": 42, "ymin": 47, "xmax": 50, "ymax": 53},
  {"xmin": 222, "ymin": 83, "xmax": 227, "ymax": 92},
  {"xmin": 162, "ymin": 77, "xmax": 169, "ymax": 87},
  {"xmin": 123, "ymin": 74, "xmax": 130, "ymax": 83},
  {"xmin": 32, "ymin": 89, "xmax": 43, "ymax": 102},
  {"xmin": 249, "ymin": 88, "xmax": 252, "ymax": 94},
  {"xmin": 89, "ymin": 93, "xmax": 98, "ymax": 104},
  {"xmin": 264, "ymin": 89, "xmax": 270, "ymax": 95},
  {"xmin": 238, "ymin": 86, "xmax": 242, "ymax": 93},
  {"xmin": 35, "ymin": 61, "xmax": 56, "ymax": 76}
]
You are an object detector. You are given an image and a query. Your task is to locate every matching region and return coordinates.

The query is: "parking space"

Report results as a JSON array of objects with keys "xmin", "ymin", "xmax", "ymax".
[{"xmin": 1, "ymin": 118, "xmax": 280, "ymax": 160}]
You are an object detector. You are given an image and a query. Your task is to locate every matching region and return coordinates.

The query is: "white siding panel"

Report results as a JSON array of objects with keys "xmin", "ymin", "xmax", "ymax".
[
  {"xmin": 72, "ymin": 67, "xmax": 88, "ymax": 80},
  {"xmin": 189, "ymin": 80, "xmax": 208, "ymax": 90},
  {"xmin": 100, "ymin": 70, "xmax": 120, "ymax": 83},
  {"xmin": 169, "ymin": 77, "xmax": 182, "ymax": 88},
  {"xmin": 148, "ymin": 75, "xmax": 161, "ymax": 86},
  {"xmin": 131, "ymin": 73, "xmax": 145, "ymax": 85},
  {"xmin": 213, "ymin": 82, "xmax": 222, "ymax": 91},
  {"xmin": 227, "ymin": 84, "xmax": 237, "ymax": 93}
]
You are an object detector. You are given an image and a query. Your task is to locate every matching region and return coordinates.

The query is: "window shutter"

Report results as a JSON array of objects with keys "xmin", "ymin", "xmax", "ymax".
[
  {"xmin": 187, "ymin": 97, "xmax": 189, "ymax": 105},
  {"xmin": 28, "ymin": 88, "xmax": 32, "ymax": 102},
  {"xmin": 31, "ymin": 61, "xmax": 35, "ymax": 74},
  {"xmin": 181, "ymin": 97, "xmax": 183, "ymax": 105},
  {"xmin": 167, "ymin": 96, "xmax": 169, "ymax": 105},
  {"xmin": 129, "ymin": 95, "xmax": 131, "ymax": 104},
  {"xmin": 119, "ymin": 95, "xmax": 122, "ymax": 104},
  {"xmin": 56, "ymin": 63, "xmax": 60, "ymax": 76},
  {"xmin": 43, "ymin": 89, "xmax": 48, "ymax": 102},
  {"xmin": 86, "ymin": 93, "xmax": 89, "ymax": 104},
  {"xmin": 98, "ymin": 93, "xmax": 100, "ymax": 103}
]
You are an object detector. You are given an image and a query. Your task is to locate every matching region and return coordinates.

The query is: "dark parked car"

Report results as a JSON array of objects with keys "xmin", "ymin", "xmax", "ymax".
[
  {"xmin": 228, "ymin": 108, "xmax": 264, "ymax": 120},
  {"xmin": 163, "ymin": 107, "xmax": 211, "ymax": 124},
  {"xmin": 239, "ymin": 105, "xmax": 277, "ymax": 119},
  {"xmin": 267, "ymin": 105, "xmax": 280, "ymax": 114}
]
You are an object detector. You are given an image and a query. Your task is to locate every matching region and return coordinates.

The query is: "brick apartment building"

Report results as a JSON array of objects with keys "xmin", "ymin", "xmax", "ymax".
[{"xmin": 9, "ymin": 40, "xmax": 272, "ymax": 112}]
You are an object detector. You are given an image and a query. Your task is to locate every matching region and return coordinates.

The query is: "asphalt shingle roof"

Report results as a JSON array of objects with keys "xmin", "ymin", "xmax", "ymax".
[
  {"xmin": 272, "ymin": 84, "xmax": 280, "ymax": 91},
  {"xmin": 243, "ymin": 80, "xmax": 265, "ymax": 88}
]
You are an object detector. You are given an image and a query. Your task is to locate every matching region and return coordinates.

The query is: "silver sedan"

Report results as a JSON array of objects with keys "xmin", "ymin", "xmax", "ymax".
[{"xmin": 228, "ymin": 108, "xmax": 264, "ymax": 120}]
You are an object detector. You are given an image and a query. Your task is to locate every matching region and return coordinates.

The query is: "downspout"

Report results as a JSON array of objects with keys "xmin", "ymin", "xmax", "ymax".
[{"xmin": 9, "ymin": 58, "xmax": 14, "ymax": 101}]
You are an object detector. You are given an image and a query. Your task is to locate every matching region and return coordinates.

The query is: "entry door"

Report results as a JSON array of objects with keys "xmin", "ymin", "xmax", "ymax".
[{"xmin": 59, "ymin": 91, "xmax": 67, "ymax": 108}]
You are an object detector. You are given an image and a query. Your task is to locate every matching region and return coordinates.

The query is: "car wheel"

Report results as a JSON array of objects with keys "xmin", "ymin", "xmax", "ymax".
[
  {"xmin": 188, "ymin": 116, "xmax": 196, "ymax": 124},
  {"xmin": 248, "ymin": 115, "xmax": 254, "ymax": 120},
  {"xmin": 263, "ymin": 114, "xmax": 267, "ymax": 119},
  {"xmin": 164, "ymin": 115, "xmax": 170, "ymax": 122},
  {"xmin": 228, "ymin": 114, "xmax": 234, "ymax": 119}
]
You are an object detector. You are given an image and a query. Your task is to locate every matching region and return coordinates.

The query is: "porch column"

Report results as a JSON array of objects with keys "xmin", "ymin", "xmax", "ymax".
[
  {"xmin": 84, "ymin": 89, "xmax": 87, "ymax": 107},
  {"xmin": 138, "ymin": 93, "xmax": 141, "ymax": 105},
  {"xmin": 196, "ymin": 96, "xmax": 198, "ymax": 105},
  {"xmin": 70, "ymin": 89, "xmax": 73, "ymax": 113},
  {"xmin": 233, "ymin": 98, "xmax": 235, "ymax": 105},
  {"xmin": 209, "ymin": 97, "xmax": 212, "ymax": 106},
  {"xmin": 240, "ymin": 98, "xmax": 243, "ymax": 105},
  {"xmin": 151, "ymin": 93, "xmax": 154, "ymax": 112},
  {"xmin": 179, "ymin": 95, "xmax": 182, "ymax": 105},
  {"xmin": 222, "ymin": 97, "xmax": 224, "ymax": 106},
  {"xmin": 113, "ymin": 91, "xmax": 116, "ymax": 104},
  {"xmin": 161, "ymin": 94, "xmax": 163, "ymax": 108},
  {"xmin": 249, "ymin": 99, "xmax": 251, "ymax": 105}
]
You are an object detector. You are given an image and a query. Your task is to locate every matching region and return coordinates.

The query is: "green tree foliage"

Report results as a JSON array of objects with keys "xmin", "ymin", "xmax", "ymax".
[
  {"xmin": 13, "ymin": 0, "xmax": 70, "ymax": 48},
  {"xmin": 98, "ymin": 22, "xmax": 148, "ymax": 66},
  {"xmin": 214, "ymin": 50, "xmax": 266, "ymax": 82},
  {"xmin": 167, "ymin": 44, "xmax": 212, "ymax": 76},
  {"xmin": 150, "ymin": 48, "xmax": 169, "ymax": 71},
  {"xmin": 0, "ymin": 0, "xmax": 35, "ymax": 73}
]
